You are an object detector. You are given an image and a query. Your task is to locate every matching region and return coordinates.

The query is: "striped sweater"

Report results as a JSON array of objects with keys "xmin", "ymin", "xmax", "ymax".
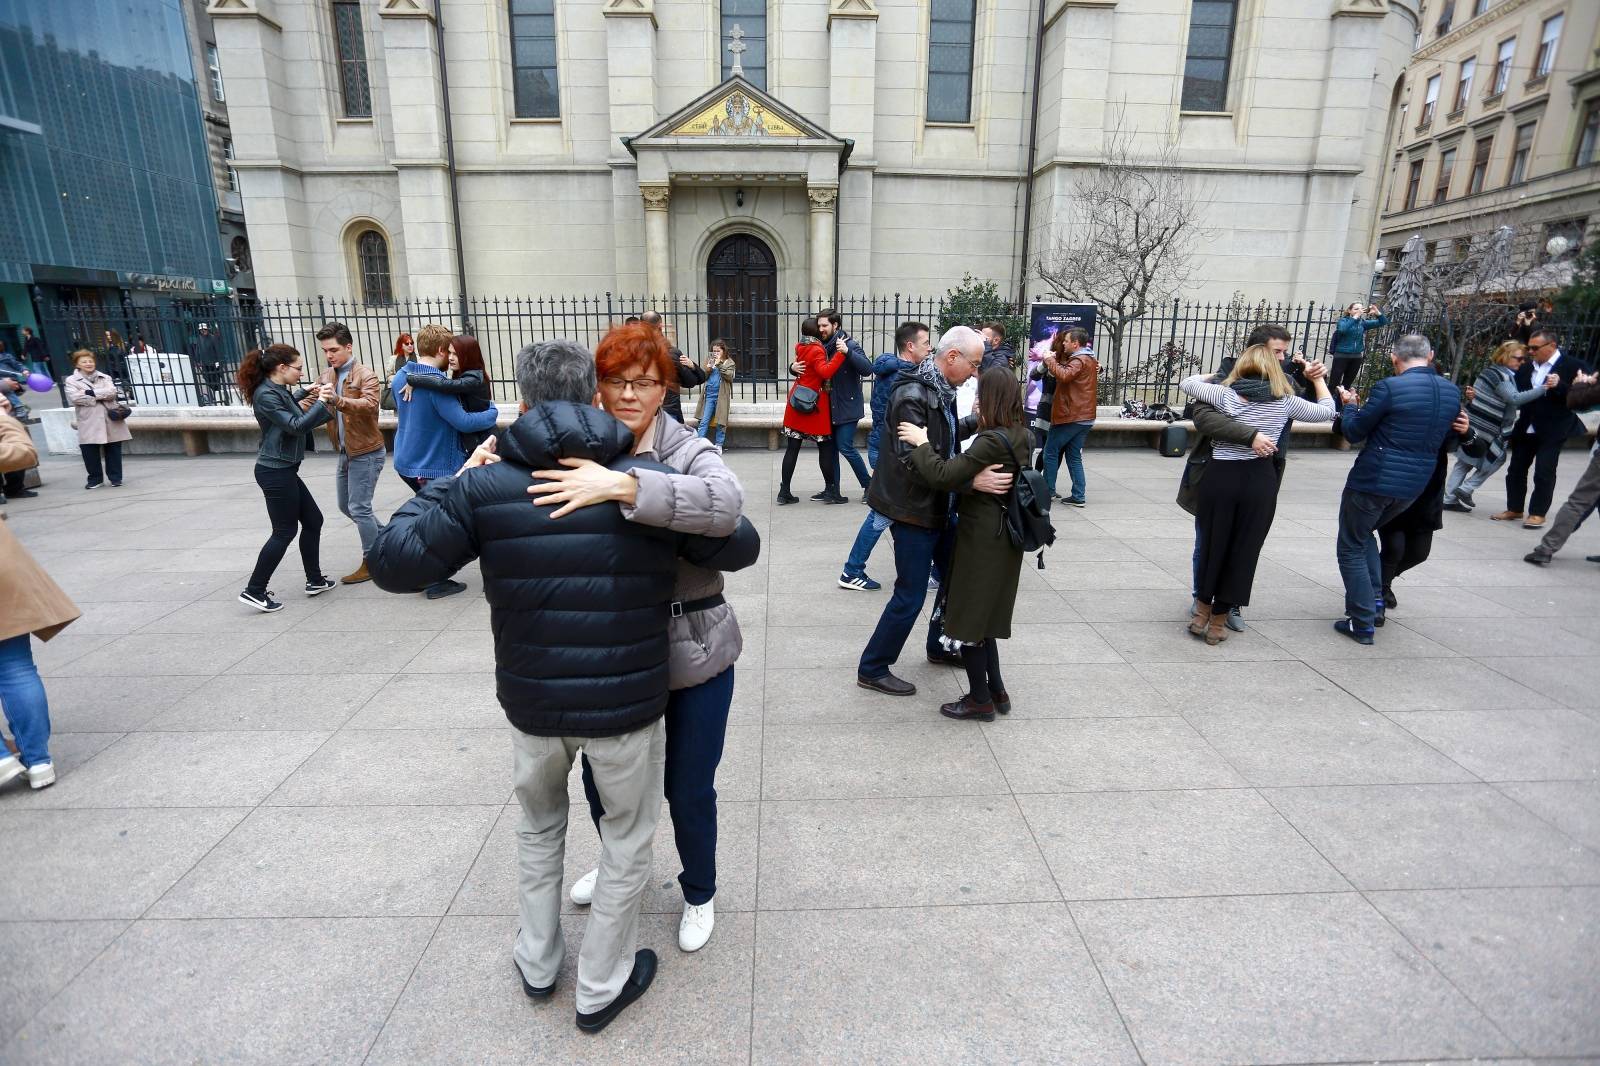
[{"xmin": 1179, "ymin": 376, "xmax": 1336, "ymax": 460}]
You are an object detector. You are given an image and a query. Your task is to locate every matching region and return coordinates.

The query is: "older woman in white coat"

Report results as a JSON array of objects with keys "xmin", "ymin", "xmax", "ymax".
[{"xmin": 64, "ymin": 349, "xmax": 131, "ymax": 489}]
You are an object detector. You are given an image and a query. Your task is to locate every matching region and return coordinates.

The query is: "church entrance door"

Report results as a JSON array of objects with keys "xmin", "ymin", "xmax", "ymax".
[{"xmin": 706, "ymin": 233, "xmax": 778, "ymax": 380}]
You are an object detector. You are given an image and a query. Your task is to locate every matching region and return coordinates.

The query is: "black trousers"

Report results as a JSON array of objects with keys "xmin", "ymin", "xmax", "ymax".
[
  {"xmin": 1379, "ymin": 526, "xmax": 1434, "ymax": 591},
  {"xmin": 1193, "ymin": 457, "xmax": 1279, "ymax": 609},
  {"xmin": 1504, "ymin": 433, "xmax": 1566, "ymax": 517},
  {"xmin": 80, "ymin": 442, "xmax": 123, "ymax": 486},
  {"xmin": 780, "ymin": 434, "xmax": 838, "ymax": 494},
  {"xmin": 1329, "ymin": 356, "xmax": 1363, "ymax": 392},
  {"xmin": 247, "ymin": 462, "xmax": 322, "ymax": 595}
]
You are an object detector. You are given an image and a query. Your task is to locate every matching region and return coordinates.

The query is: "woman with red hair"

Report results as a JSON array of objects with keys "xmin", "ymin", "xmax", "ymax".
[
  {"xmin": 383, "ymin": 334, "xmax": 414, "ymax": 411},
  {"xmin": 526, "ymin": 320, "xmax": 749, "ymax": 956},
  {"xmin": 403, "ymin": 333, "xmax": 493, "ymax": 452},
  {"xmin": 778, "ymin": 316, "xmax": 848, "ymax": 504}
]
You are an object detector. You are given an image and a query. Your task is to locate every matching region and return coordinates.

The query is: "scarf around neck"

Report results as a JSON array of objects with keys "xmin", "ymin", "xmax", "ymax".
[
  {"xmin": 912, "ymin": 355, "xmax": 957, "ymax": 403},
  {"xmin": 1230, "ymin": 377, "xmax": 1277, "ymax": 402}
]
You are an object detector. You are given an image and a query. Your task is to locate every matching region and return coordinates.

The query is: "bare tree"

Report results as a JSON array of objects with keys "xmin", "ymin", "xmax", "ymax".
[{"xmin": 1033, "ymin": 104, "xmax": 1210, "ymax": 395}]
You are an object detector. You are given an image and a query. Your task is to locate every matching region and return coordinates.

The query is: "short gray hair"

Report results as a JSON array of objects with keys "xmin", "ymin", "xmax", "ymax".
[
  {"xmin": 515, "ymin": 339, "xmax": 596, "ymax": 406},
  {"xmin": 1393, "ymin": 333, "xmax": 1433, "ymax": 363},
  {"xmin": 936, "ymin": 324, "xmax": 984, "ymax": 362}
]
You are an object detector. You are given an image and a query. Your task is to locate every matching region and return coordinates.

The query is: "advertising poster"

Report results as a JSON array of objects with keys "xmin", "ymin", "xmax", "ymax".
[{"xmin": 1024, "ymin": 302, "xmax": 1097, "ymax": 418}]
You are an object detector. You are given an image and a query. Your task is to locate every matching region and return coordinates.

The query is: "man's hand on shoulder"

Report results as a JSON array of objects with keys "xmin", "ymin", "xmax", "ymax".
[
  {"xmin": 454, "ymin": 435, "xmax": 501, "ymax": 476},
  {"xmin": 972, "ymin": 464, "xmax": 1012, "ymax": 496},
  {"xmin": 527, "ymin": 457, "xmax": 637, "ymax": 517}
]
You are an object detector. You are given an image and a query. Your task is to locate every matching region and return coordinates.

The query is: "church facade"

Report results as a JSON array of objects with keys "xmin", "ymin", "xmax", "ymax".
[{"xmin": 208, "ymin": 0, "xmax": 1419, "ymax": 314}]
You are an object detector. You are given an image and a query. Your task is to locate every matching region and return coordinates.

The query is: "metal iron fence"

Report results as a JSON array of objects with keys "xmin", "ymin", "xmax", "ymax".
[{"xmin": 33, "ymin": 293, "xmax": 1600, "ymax": 409}]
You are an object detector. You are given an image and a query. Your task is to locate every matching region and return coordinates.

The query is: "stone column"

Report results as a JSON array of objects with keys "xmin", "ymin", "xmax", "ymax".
[
  {"xmin": 378, "ymin": 0, "xmax": 459, "ymax": 301},
  {"xmin": 807, "ymin": 185, "xmax": 838, "ymax": 302},
  {"xmin": 207, "ymin": 0, "xmax": 315, "ymax": 300},
  {"xmin": 828, "ymin": 0, "xmax": 878, "ymax": 293},
  {"xmin": 641, "ymin": 184, "xmax": 672, "ymax": 299}
]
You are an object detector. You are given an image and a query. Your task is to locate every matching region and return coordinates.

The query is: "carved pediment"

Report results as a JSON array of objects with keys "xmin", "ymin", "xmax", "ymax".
[
  {"xmin": 1332, "ymin": 0, "xmax": 1389, "ymax": 16},
  {"xmin": 631, "ymin": 76, "xmax": 843, "ymax": 147}
]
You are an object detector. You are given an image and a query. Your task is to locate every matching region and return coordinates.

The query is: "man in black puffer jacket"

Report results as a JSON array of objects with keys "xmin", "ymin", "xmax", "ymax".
[{"xmin": 368, "ymin": 339, "xmax": 760, "ymax": 1033}]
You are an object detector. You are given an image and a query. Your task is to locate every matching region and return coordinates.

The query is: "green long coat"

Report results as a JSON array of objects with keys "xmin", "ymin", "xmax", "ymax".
[{"xmin": 906, "ymin": 425, "xmax": 1032, "ymax": 643}]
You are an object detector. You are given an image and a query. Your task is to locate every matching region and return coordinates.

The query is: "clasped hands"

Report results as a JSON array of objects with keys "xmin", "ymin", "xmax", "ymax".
[
  {"xmin": 896, "ymin": 421, "xmax": 1012, "ymax": 495},
  {"xmin": 454, "ymin": 436, "xmax": 636, "ymax": 517}
]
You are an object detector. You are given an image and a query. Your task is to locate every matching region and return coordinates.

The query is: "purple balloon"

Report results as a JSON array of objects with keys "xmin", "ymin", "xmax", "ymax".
[{"xmin": 26, "ymin": 373, "xmax": 54, "ymax": 392}]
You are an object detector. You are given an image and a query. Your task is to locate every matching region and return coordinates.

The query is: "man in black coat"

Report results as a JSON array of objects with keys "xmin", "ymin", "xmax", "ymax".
[
  {"xmin": 980, "ymin": 321, "xmax": 1017, "ymax": 372},
  {"xmin": 367, "ymin": 338, "xmax": 759, "ymax": 1033},
  {"xmin": 641, "ymin": 311, "xmax": 707, "ymax": 422},
  {"xmin": 818, "ymin": 308, "xmax": 874, "ymax": 499},
  {"xmin": 1492, "ymin": 328, "xmax": 1594, "ymax": 528}
]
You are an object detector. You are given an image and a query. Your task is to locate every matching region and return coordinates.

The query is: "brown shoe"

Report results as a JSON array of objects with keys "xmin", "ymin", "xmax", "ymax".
[
  {"xmin": 1188, "ymin": 603, "xmax": 1213, "ymax": 638},
  {"xmin": 1523, "ymin": 516, "xmax": 1546, "ymax": 529},
  {"xmin": 939, "ymin": 694, "xmax": 996, "ymax": 722},
  {"xmin": 1204, "ymin": 613, "xmax": 1230, "ymax": 645},
  {"xmin": 1489, "ymin": 510, "xmax": 1524, "ymax": 522},
  {"xmin": 340, "ymin": 560, "xmax": 372, "ymax": 585}
]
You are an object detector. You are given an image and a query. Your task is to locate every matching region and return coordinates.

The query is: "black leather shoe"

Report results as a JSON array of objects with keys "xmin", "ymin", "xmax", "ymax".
[
  {"xmin": 940, "ymin": 694, "xmax": 996, "ymax": 722},
  {"xmin": 518, "ymin": 964, "xmax": 555, "ymax": 1000},
  {"xmin": 857, "ymin": 672, "xmax": 916, "ymax": 696},
  {"xmin": 809, "ymin": 490, "xmax": 832, "ymax": 502},
  {"xmin": 1524, "ymin": 551, "xmax": 1551, "ymax": 567},
  {"xmin": 821, "ymin": 491, "xmax": 849, "ymax": 504},
  {"xmin": 991, "ymin": 689, "xmax": 1011, "ymax": 715},
  {"xmin": 776, "ymin": 491, "xmax": 799, "ymax": 505},
  {"xmin": 9, "ymin": 488, "xmax": 37, "ymax": 499},
  {"xmin": 1587, "ymin": 555, "xmax": 1600, "ymax": 563},
  {"xmin": 926, "ymin": 650, "xmax": 963, "ymax": 666},
  {"xmin": 576, "ymin": 949, "xmax": 656, "ymax": 1033}
]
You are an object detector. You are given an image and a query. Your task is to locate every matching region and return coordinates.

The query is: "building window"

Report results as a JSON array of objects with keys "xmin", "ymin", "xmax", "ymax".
[
  {"xmin": 1180, "ymin": 1, "xmax": 1238, "ymax": 112},
  {"xmin": 1404, "ymin": 158, "xmax": 1425, "ymax": 209},
  {"xmin": 206, "ymin": 44, "xmax": 225, "ymax": 102},
  {"xmin": 721, "ymin": 0, "xmax": 768, "ymax": 90},
  {"xmin": 1508, "ymin": 121, "xmax": 1535, "ymax": 183},
  {"xmin": 1534, "ymin": 13, "xmax": 1562, "ymax": 79},
  {"xmin": 1434, "ymin": 147, "xmax": 1457, "ymax": 202},
  {"xmin": 1577, "ymin": 101, "xmax": 1600, "ymax": 167},
  {"xmin": 223, "ymin": 138, "xmax": 237, "ymax": 192},
  {"xmin": 331, "ymin": 0, "xmax": 372, "ymax": 119},
  {"xmin": 1491, "ymin": 38, "xmax": 1514, "ymax": 95},
  {"xmin": 356, "ymin": 229, "xmax": 393, "ymax": 304},
  {"xmin": 509, "ymin": 0, "xmax": 560, "ymax": 118},
  {"xmin": 1468, "ymin": 134, "xmax": 1492, "ymax": 193},
  {"xmin": 926, "ymin": 0, "xmax": 976, "ymax": 122},
  {"xmin": 1421, "ymin": 74, "xmax": 1440, "ymax": 125},
  {"xmin": 1452, "ymin": 57, "xmax": 1474, "ymax": 113},
  {"xmin": 1435, "ymin": 0, "xmax": 1454, "ymax": 37},
  {"xmin": 1471, "ymin": 0, "xmax": 1489, "ymax": 15}
]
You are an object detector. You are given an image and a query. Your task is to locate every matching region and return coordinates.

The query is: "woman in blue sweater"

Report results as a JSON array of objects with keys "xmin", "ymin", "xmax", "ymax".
[{"xmin": 1329, "ymin": 302, "xmax": 1389, "ymax": 393}]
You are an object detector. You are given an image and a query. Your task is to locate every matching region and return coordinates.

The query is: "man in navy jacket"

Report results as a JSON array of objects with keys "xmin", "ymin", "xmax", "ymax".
[
  {"xmin": 818, "ymin": 308, "xmax": 874, "ymax": 499},
  {"xmin": 1334, "ymin": 334, "xmax": 1464, "ymax": 643}
]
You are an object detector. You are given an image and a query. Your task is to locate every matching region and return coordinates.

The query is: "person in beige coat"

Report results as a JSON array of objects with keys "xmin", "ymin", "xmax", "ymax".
[
  {"xmin": 0, "ymin": 399, "xmax": 78, "ymax": 790},
  {"xmin": 64, "ymin": 349, "xmax": 132, "ymax": 489},
  {"xmin": 692, "ymin": 339, "xmax": 736, "ymax": 448}
]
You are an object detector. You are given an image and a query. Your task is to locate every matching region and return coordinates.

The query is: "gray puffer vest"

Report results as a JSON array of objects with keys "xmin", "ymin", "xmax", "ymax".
[{"xmin": 622, "ymin": 411, "xmax": 746, "ymax": 689}]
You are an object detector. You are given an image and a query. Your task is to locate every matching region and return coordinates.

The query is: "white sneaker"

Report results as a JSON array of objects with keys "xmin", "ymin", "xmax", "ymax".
[
  {"xmin": 569, "ymin": 868, "xmax": 598, "ymax": 906},
  {"xmin": 679, "ymin": 898, "xmax": 715, "ymax": 953},
  {"xmin": 25, "ymin": 762, "xmax": 55, "ymax": 790},
  {"xmin": 0, "ymin": 755, "xmax": 23, "ymax": 788}
]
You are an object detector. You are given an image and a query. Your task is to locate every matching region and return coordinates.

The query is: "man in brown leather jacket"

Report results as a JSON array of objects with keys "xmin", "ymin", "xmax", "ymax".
[
  {"xmin": 310, "ymin": 322, "xmax": 385, "ymax": 583},
  {"xmin": 1040, "ymin": 328, "xmax": 1099, "ymax": 505}
]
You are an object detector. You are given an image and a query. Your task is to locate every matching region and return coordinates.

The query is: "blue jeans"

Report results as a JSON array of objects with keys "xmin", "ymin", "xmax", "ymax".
[
  {"xmin": 0, "ymin": 634, "xmax": 51, "ymax": 766},
  {"xmin": 696, "ymin": 407, "xmax": 726, "ymax": 447},
  {"xmin": 1191, "ymin": 517, "xmax": 1203, "ymax": 598},
  {"xmin": 336, "ymin": 449, "xmax": 386, "ymax": 556},
  {"xmin": 858, "ymin": 521, "xmax": 952, "ymax": 678},
  {"xmin": 1336, "ymin": 487, "xmax": 1411, "ymax": 629},
  {"xmin": 1043, "ymin": 420, "xmax": 1092, "ymax": 500},
  {"xmin": 580, "ymin": 666, "xmax": 734, "ymax": 906},
  {"xmin": 829, "ymin": 421, "xmax": 872, "ymax": 490},
  {"xmin": 843, "ymin": 508, "xmax": 892, "ymax": 579},
  {"xmin": 867, "ymin": 424, "xmax": 883, "ymax": 468}
]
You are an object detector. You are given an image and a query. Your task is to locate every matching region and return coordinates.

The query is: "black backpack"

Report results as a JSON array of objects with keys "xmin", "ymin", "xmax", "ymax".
[{"xmin": 982, "ymin": 430, "xmax": 1056, "ymax": 553}]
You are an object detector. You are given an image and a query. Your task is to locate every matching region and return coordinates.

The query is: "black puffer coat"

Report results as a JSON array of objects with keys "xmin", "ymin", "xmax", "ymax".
[{"xmin": 367, "ymin": 401, "xmax": 761, "ymax": 738}]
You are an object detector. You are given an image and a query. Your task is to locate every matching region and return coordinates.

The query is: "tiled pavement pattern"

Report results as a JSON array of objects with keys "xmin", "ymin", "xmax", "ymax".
[{"xmin": 2, "ymin": 446, "xmax": 1598, "ymax": 1066}]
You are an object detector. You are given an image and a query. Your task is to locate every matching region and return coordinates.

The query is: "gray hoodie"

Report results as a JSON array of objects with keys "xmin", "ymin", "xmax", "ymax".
[{"xmin": 622, "ymin": 409, "xmax": 747, "ymax": 688}]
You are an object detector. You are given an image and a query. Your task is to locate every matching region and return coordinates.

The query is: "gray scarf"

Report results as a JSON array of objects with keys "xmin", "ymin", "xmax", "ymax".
[{"xmin": 1230, "ymin": 377, "xmax": 1276, "ymax": 402}]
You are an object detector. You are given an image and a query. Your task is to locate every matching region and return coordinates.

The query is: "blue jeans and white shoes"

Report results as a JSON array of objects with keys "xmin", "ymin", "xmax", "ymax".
[{"xmin": 0, "ymin": 634, "xmax": 55, "ymax": 790}]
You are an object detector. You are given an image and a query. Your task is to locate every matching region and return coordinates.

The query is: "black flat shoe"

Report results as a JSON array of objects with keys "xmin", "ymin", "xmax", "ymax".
[
  {"xmin": 990, "ymin": 689, "xmax": 1011, "ymax": 715},
  {"xmin": 940, "ymin": 694, "xmax": 996, "ymax": 722},
  {"xmin": 517, "ymin": 962, "xmax": 555, "ymax": 1000},
  {"xmin": 576, "ymin": 949, "xmax": 656, "ymax": 1033},
  {"xmin": 776, "ymin": 491, "xmax": 799, "ymax": 505},
  {"xmin": 857, "ymin": 672, "xmax": 916, "ymax": 696},
  {"xmin": 926, "ymin": 650, "xmax": 963, "ymax": 667}
]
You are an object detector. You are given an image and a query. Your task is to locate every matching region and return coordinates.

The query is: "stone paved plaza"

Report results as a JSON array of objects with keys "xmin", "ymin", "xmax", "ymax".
[{"xmin": 2, "ymin": 444, "xmax": 1598, "ymax": 1066}]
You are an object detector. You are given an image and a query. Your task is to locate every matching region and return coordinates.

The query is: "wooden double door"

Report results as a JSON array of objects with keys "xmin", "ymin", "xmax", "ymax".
[{"xmin": 706, "ymin": 233, "xmax": 778, "ymax": 379}]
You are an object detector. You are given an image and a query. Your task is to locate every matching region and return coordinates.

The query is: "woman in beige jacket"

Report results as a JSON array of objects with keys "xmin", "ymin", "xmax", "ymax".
[
  {"xmin": 0, "ymin": 399, "xmax": 78, "ymax": 790},
  {"xmin": 65, "ymin": 349, "xmax": 132, "ymax": 489}
]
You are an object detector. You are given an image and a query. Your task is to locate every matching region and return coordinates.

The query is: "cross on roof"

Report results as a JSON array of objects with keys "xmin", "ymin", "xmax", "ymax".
[{"xmin": 728, "ymin": 24, "xmax": 746, "ymax": 78}]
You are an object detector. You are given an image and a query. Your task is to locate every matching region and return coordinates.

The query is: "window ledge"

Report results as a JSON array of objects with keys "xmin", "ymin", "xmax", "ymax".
[
  {"xmin": 1415, "ymin": 120, "xmax": 1434, "ymax": 133},
  {"xmin": 510, "ymin": 117, "xmax": 562, "ymax": 125},
  {"xmin": 1446, "ymin": 106, "xmax": 1465, "ymax": 122},
  {"xmin": 336, "ymin": 117, "xmax": 374, "ymax": 125},
  {"xmin": 1525, "ymin": 73, "xmax": 1550, "ymax": 90},
  {"xmin": 1180, "ymin": 110, "xmax": 1234, "ymax": 118},
  {"xmin": 1482, "ymin": 90, "xmax": 1504, "ymax": 106},
  {"xmin": 924, "ymin": 121, "xmax": 976, "ymax": 129}
]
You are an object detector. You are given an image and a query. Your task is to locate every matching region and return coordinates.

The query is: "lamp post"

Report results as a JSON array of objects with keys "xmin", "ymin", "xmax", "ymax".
[{"xmin": 1367, "ymin": 256, "xmax": 1387, "ymax": 305}]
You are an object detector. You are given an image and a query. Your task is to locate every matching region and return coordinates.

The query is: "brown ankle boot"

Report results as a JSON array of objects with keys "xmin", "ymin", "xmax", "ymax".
[
  {"xmin": 1204, "ymin": 612, "xmax": 1230, "ymax": 645},
  {"xmin": 1188, "ymin": 603, "xmax": 1213, "ymax": 638},
  {"xmin": 341, "ymin": 560, "xmax": 371, "ymax": 585}
]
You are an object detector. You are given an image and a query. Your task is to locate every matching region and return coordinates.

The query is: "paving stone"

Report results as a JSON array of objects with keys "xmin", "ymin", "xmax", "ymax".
[
  {"xmin": 1387, "ymin": 706, "xmax": 1600, "ymax": 782},
  {"xmin": 752, "ymin": 904, "xmax": 1140, "ymax": 1065},
  {"xmin": 1496, "ymin": 780, "xmax": 1600, "ymax": 851},
  {"xmin": 31, "ymin": 674, "xmax": 207, "ymax": 733},
  {"xmin": 1071, "ymin": 893, "xmax": 1515, "ymax": 1066},
  {"xmin": 144, "ymin": 673, "xmax": 388, "ymax": 731},
  {"xmin": 1091, "ymin": 620, "xmax": 1292, "ymax": 662},
  {"xmin": 1265, "ymin": 783, "xmax": 1600, "ymax": 889},
  {"xmin": 972, "ymin": 663, "xmax": 1172, "ymax": 718},
  {"xmin": 761, "ymin": 721, "xmax": 1007, "ymax": 800},
  {"xmin": 5, "ymin": 917, "xmax": 436, "ymax": 1066},
  {"xmin": 1369, "ymin": 887, "xmax": 1600, "ymax": 1057},
  {"xmin": 264, "ymin": 729, "xmax": 510, "ymax": 806},
  {"xmin": 0, "ymin": 920, "xmax": 128, "ymax": 1035},
  {"xmin": 1310, "ymin": 656, "xmax": 1558, "ymax": 711},
  {"xmin": 1476, "ymin": 655, "xmax": 1600, "ymax": 710},
  {"xmin": 984, "ymin": 717, "xmax": 1247, "ymax": 793}
]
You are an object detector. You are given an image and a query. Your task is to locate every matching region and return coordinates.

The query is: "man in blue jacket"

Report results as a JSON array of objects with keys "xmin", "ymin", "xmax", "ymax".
[{"xmin": 1334, "ymin": 333, "xmax": 1464, "ymax": 643}]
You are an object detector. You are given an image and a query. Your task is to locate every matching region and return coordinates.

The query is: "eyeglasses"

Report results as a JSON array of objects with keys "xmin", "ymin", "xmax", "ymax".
[{"xmin": 600, "ymin": 375, "xmax": 664, "ymax": 393}]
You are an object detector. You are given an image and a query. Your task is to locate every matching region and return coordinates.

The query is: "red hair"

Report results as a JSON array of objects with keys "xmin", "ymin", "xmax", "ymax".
[
  {"xmin": 594, "ymin": 322, "xmax": 678, "ymax": 393},
  {"xmin": 450, "ymin": 334, "xmax": 486, "ymax": 378},
  {"xmin": 393, "ymin": 333, "xmax": 412, "ymax": 357}
]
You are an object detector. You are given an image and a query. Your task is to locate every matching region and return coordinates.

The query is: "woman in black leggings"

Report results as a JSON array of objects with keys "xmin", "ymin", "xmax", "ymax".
[{"xmin": 236, "ymin": 344, "xmax": 337, "ymax": 613}]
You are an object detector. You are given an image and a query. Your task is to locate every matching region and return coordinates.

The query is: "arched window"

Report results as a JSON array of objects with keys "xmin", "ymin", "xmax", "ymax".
[{"xmin": 356, "ymin": 229, "xmax": 393, "ymax": 304}]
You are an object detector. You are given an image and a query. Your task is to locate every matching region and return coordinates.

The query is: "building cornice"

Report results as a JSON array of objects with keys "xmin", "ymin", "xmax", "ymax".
[
  {"xmin": 1378, "ymin": 162, "xmax": 1600, "ymax": 229},
  {"xmin": 601, "ymin": 0, "xmax": 655, "ymax": 27},
  {"xmin": 205, "ymin": 0, "xmax": 281, "ymax": 32},
  {"xmin": 1034, "ymin": 156, "xmax": 1363, "ymax": 179},
  {"xmin": 1331, "ymin": 0, "xmax": 1391, "ymax": 21},
  {"xmin": 827, "ymin": 0, "xmax": 879, "ymax": 24},
  {"xmin": 1411, "ymin": 0, "xmax": 1538, "ymax": 63},
  {"xmin": 1044, "ymin": 0, "xmax": 1117, "ymax": 33},
  {"xmin": 377, "ymin": 0, "xmax": 435, "ymax": 21}
]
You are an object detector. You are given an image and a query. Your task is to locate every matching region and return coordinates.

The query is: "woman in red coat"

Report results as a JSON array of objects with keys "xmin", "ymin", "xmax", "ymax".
[{"xmin": 779, "ymin": 316, "xmax": 848, "ymax": 504}]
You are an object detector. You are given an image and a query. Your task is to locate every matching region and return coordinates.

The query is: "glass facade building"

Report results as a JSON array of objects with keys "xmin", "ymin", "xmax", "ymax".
[{"xmin": 0, "ymin": 0, "xmax": 228, "ymax": 371}]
